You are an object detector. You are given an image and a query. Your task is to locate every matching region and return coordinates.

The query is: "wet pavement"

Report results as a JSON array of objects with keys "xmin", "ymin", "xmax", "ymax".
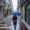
[
  {"xmin": 0, "ymin": 15, "xmax": 30, "ymax": 30},
  {"xmin": 0, "ymin": 15, "xmax": 20, "ymax": 30}
]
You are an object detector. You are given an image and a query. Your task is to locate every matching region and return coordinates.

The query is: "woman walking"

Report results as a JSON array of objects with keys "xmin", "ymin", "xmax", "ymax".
[{"xmin": 12, "ymin": 15, "xmax": 17, "ymax": 30}]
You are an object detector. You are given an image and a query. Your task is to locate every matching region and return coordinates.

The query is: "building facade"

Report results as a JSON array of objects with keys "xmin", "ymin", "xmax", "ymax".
[
  {"xmin": 0, "ymin": 0, "xmax": 13, "ymax": 18},
  {"xmin": 0, "ymin": 0, "xmax": 13, "ymax": 28},
  {"xmin": 6, "ymin": 0, "xmax": 13, "ymax": 15},
  {"xmin": 17, "ymin": 0, "xmax": 20, "ymax": 12},
  {"xmin": 20, "ymin": 0, "xmax": 30, "ymax": 30},
  {"xmin": 0, "ymin": 0, "xmax": 6, "ymax": 19}
]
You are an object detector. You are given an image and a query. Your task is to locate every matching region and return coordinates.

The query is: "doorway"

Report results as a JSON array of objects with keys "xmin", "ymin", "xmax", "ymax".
[{"xmin": 0, "ymin": 6, "xmax": 2, "ymax": 16}]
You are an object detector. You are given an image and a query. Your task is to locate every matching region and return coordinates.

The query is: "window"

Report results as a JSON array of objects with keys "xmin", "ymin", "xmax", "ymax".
[
  {"xmin": 10, "ymin": 3, "xmax": 11, "ymax": 6},
  {"xmin": 25, "ymin": 3, "xmax": 30, "ymax": 25},
  {"xmin": 8, "ymin": 5, "xmax": 9, "ymax": 7},
  {"xmin": 0, "ymin": 7, "xmax": 2, "ymax": 16}
]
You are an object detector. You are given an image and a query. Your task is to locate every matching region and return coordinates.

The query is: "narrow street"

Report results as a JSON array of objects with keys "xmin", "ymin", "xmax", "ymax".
[
  {"xmin": 0, "ymin": 0, "xmax": 30, "ymax": 30},
  {"xmin": 2, "ymin": 15, "xmax": 20, "ymax": 30}
]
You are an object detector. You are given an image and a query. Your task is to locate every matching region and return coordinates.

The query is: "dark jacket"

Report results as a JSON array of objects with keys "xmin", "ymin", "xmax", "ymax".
[{"xmin": 12, "ymin": 15, "xmax": 17, "ymax": 20}]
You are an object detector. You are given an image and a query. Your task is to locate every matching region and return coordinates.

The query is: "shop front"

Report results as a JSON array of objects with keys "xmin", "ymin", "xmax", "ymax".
[{"xmin": 25, "ymin": 3, "xmax": 30, "ymax": 25}]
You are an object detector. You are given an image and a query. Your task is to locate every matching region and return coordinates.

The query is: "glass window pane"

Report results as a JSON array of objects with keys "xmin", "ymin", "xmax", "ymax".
[{"xmin": 25, "ymin": 4, "xmax": 30, "ymax": 25}]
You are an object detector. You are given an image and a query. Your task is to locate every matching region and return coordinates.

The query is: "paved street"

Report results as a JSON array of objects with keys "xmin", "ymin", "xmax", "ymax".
[
  {"xmin": 0, "ymin": 15, "xmax": 30, "ymax": 30},
  {"xmin": 2, "ymin": 15, "xmax": 20, "ymax": 30}
]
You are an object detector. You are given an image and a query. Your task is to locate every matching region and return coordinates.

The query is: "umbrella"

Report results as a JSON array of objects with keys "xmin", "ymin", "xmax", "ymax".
[{"xmin": 11, "ymin": 12, "xmax": 21, "ymax": 16}]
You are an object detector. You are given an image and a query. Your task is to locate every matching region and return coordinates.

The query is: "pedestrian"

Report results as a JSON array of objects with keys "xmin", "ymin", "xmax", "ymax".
[
  {"xmin": 12, "ymin": 15, "xmax": 17, "ymax": 25},
  {"xmin": 12, "ymin": 15, "xmax": 17, "ymax": 30},
  {"xmin": 5, "ymin": 14, "xmax": 6, "ymax": 18}
]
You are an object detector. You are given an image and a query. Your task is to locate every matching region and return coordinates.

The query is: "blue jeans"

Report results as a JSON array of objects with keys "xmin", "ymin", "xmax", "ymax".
[{"xmin": 14, "ymin": 25, "xmax": 16, "ymax": 29}]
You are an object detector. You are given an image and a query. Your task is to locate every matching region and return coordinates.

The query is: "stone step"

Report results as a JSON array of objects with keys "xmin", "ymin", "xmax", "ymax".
[
  {"xmin": 0, "ymin": 22, "xmax": 11, "ymax": 27},
  {"xmin": 0, "ymin": 22, "xmax": 6, "ymax": 24},
  {"xmin": 0, "ymin": 29, "xmax": 8, "ymax": 30},
  {"xmin": 0, "ymin": 24, "xmax": 7, "ymax": 27}
]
